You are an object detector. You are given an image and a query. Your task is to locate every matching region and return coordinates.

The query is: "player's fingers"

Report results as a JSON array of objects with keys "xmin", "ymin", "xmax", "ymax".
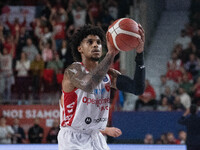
[{"xmin": 138, "ymin": 24, "xmax": 145, "ymax": 33}]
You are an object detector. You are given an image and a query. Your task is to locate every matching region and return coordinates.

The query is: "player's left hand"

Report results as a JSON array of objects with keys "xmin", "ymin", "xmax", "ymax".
[
  {"xmin": 105, "ymin": 127, "xmax": 122, "ymax": 137},
  {"xmin": 135, "ymin": 24, "xmax": 145, "ymax": 53}
]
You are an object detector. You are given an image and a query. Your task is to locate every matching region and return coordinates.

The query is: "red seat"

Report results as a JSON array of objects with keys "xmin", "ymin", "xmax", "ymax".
[
  {"xmin": 56, "ymin": 73, "xmax": 64, "ymax": 84},
  {"xmin": 43, "ymin": 69, "xmax": 54, "ymax": 84}
]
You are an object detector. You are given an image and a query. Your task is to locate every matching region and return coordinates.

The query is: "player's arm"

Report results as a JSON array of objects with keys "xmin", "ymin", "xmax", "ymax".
[
  {"xmin": 109, "ymin": 24, "xmax": 145, "ymax": 95},
  {"xmin": 100, "ymin": 127, "xmax": 122, "ymax": 137},
  {"xmin": 63, "ymin": 52, "xmax": 118, "ymax": 93}
]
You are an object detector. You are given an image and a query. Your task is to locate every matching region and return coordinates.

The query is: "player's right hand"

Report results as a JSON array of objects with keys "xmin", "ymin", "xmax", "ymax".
[{"xmin": 106, "ymin": 32, "xmax": 119, "ymax": 56}]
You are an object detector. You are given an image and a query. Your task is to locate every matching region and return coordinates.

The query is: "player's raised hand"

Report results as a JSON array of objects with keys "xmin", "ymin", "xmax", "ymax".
[{"xmin": 135, "ymin": 24, "xmax": 145, "ymax": 53}]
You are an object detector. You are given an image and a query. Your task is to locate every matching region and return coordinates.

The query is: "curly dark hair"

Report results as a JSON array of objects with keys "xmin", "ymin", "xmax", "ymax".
[{"xmin": 69, "ymin": 24, "xmax": 106, "ymax": 62}]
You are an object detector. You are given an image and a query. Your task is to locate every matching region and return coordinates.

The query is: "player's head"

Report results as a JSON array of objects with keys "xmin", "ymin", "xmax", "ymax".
[{"xmin": 70, "ymin": 24, "xmax": 105, "ymax": 62}]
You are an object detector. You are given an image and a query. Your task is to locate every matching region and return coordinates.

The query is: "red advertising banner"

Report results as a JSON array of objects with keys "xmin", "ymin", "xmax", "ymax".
[{"xmin": 0, "ymin": 105, "xmax": 59, "ymax": 143}]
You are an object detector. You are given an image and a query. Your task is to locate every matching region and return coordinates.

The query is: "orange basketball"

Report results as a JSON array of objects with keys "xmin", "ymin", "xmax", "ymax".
[{"xmin": 107, "ymin": 18, "xmax": 141, "ymax": 51}]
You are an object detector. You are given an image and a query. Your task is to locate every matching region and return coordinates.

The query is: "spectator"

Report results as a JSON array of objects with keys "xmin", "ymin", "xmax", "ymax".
[
  {"xmin": 22, "ymin": 38, "xmax": 39, "ymax": 62},
  {"xmin": 161, "ymin": 86, "xmax": 175, "ymax": 106},
  {"xmin": 179, "ymin": 73, "xmax": 193, "ymax": 96},
  {"xmin": 30, "ymin": 54, "xmax": 44, "ymax": 100},
  {"xmin": 166, "ymin": 132, "xmax": 180, "ymax": 144},
  {"xmin": 0, "ymin": 116, "xmax": 14, "ymax": 144},
  {"xmin": 159, "ymin": 74, "xmax": 178, "ymax": 98},
  {"xmin": 178, "ymin": 87, "xmax": 191, "ymax": 111},
  {"xmin": 172, "ymin": 96, "xmax": 185, "ymax": 111},
  {"xmin": 178, "ymin": 130, "xmax": 187, "ymax": 144},
  {"xmin": 160, "ymin": 133, "xmax": 168, "ymax": 144},
  {"xmin": 144, "ymin": 133, "xmax": 154, "ymax": 144},
  {"xmin": 88, "ymin": 0, "xmax": 101, "ymax": 25},
  {"xmin": 0, "ymin": 47, "xmax": 15, "ymax": 102},
  {"xmin": 174, "ymin": 29, "xmax": 191, "ymax": 50},
  {"xmin": 178, "ymin": 104, "xmax": 200, "ymax": 150},
  {"xmin": 5, "ymin": 13, "xmax": 26, "ymax": 37},
  {"xmin": 15, "ymin": 52, "xmax": 31, "ymax": 100},
  {"xmin": 184, "ymin": 53, "xmax": 200, "ymax": 80},
  {"xmin": 58, "ymin": 39, "xmax": 73, "ymax": 68},
  {"xmin": 28, "ymin": 118, "xmax": 44, "ymax": 143},
  {"xmin": 46, "ymin": 52, "xmax": 63, "ymax": 74},
  {"xmin": 46, "ymin": 119, "xmax": 59, "ymax": 143},
  {"xmin": 107, "ymin": 0, "xmax": 118, "ymax": 20},
  {"xmin": 11, "ymin": 118, "xmax": 26, "ymax": 144},
  {"xmin": 167, "ymin": 51, "xmax": 183, "ymax": 70},
  {"xmin": 39, "ymin": 40, "xmax": 54, "ymax": 64},
  {"xmin": 135, "ymin": 80, "xmax": 157, "ymax": 111},
  {"xmin": 71, "ymin": 3, "xmax": 87, "ymax": 28},
  {"xmin": 192, "ymin": 76, "xmax": 200, "ymax": 105},
  {"xmin": 15, "ymin": 26, "xmax": 29, "ymax": 60},
  {"xmin": 166, "ymin": 62, "xmax": 183, "ymax": 83},
  {"xmin": 157, "ymin": 97, "xmax": 170, "ymax": 111},
  {"xmin": 50, "ymin": 7, "xmax": 67, "ymax": 50}
]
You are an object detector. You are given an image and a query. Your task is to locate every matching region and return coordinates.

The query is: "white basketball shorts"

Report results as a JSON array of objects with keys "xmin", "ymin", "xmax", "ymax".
[{"xmin": 58, "ymin": 127, "xmax": 110, "ymax": 150}]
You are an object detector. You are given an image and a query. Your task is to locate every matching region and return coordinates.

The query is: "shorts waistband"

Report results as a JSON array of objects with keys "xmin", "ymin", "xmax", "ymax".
[{"xmin": 60, "ymin": 126, "xmax": 99, "ymax": 135}]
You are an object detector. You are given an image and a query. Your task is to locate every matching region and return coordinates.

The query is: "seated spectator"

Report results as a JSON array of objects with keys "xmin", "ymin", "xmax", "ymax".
[
  {"xmin": 157, "ymin": 97, "xmax": 170, "ymax": 111},
  {"xmin": 172, "ymin": 96, "xmax": 185, "ymax": 111},
  {"xmin": 15, "ymin": 52, "xmax": 31, "ymax": 100},
  {"xmin": 160, "ymin": 133, "xmax": 168, "ymax": 144},
  {"xmin": 159, "ymin": 74, "xmax": 178, "ymax": 98},
  {"xmin": 179, "ymin": 73, "xmax": 193, "ymax": 96},
  {"xmin": 178, "ymin": 130, "xmax": 186, "ymax": 144},
  {"xmin": 161, "ymin": 86, "xmax": 175, "ymax": 105},
  {"xmin": 135, "ymin": 80, "xmax": 157, "ymax": 111},
  {"xmin": 174, "ymin": 29, "xmax": 191, "ymax": 50},
  {"xmin": 166, "ymin": 62, "xmax": 183, "ymax": 83},
  {"xmin": 28, "ymin": 118, "xmax": 44, "ymax": 143},
  {"xmin": 166, "ymin": 132, "xmax": 180, "ymax": 144},
  {"xmin": 30, "ymin": 54, "xmax": 44, "ymax": 100},
  {"xmin": 144, "ymin": 133, "xmax": 154, "ymax": 144},
  {"xmin": 167, "ymin": 52, "xmax": 183, "ymax": 70},
  {"xmin": 46, "ymin": 119, "xmax": 59, "ymax": 143},
  {"xmin": 184, "ymin": 53, "xmax": 200, "ymax": 81},
  {"xmin": 11, "ymin": 118, "xmax": 26, "ymax": 144},
  {"xmin": 0, "ymin": 116, "xmax": 14, "ymax": 144}
]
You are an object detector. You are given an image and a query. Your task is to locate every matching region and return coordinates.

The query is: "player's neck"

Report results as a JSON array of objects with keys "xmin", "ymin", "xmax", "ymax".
[{"xmin": 82, "ymin": 59, "xmax": 98, "ymax": 71}]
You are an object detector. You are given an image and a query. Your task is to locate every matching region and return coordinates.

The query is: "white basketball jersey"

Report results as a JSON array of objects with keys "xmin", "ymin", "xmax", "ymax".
[{"xmin": 60, "ymin": 62, "xmax": 111, "ymax": 131}]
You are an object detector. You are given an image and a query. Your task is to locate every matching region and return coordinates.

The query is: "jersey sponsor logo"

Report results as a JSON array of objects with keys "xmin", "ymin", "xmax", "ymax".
[
  {"xmin": 103, "ymin": 76, "xmax": 108, "ymax": 82},
  {"xmin": 82, "ymin": 97, "xmax": 110, "ymax": 106},
  {"xmin": 85, "ymin": 117, "xmax": 92, "ymax": 124},
  {"xmin": 93, "ymin": 117, "xmax": 107, "ymax": 123}
]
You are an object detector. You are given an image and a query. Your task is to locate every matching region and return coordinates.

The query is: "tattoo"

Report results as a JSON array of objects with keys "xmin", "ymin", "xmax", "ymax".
[{"xmin": 64, "ymin": 53, "xmax": 115, "ymax": 92}]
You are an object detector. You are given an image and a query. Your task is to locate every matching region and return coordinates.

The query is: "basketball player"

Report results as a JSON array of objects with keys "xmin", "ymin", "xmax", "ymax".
[{"xmin": 58, "ymin": 24, "xmax": 145, "ymax": 150}]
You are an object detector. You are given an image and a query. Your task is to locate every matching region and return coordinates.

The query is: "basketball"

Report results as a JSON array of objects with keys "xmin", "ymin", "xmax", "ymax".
[{"xmin": 107, "ymin": 18, "xmax": 141, "ymax": 51}]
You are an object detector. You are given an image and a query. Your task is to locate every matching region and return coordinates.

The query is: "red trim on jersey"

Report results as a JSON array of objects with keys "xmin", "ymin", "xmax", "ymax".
[{"xmin": 61, "ymin": 90, "xmax": 77, "ymax": 127}]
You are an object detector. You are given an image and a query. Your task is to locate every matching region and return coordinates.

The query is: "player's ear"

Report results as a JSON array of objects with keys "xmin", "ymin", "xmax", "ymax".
[{"xmin": 78, "ymin": 46, "xmax": 82, "ymax": 53}]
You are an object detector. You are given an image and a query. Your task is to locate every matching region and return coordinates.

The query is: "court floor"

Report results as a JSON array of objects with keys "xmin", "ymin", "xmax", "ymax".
[{"xmin": 0, "ymin": 144, "xmax": 186, "ymax": 150}]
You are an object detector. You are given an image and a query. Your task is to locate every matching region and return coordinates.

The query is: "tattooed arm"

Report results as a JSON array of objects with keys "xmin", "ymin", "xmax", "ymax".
[{"xmin": 62, "ymin": 52, "xmax": 118, "ymax": 93}]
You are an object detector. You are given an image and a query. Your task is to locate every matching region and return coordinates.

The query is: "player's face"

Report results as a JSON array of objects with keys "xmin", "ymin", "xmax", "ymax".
[{"xmin": 78, "ymin": 35, "xmax": 102, "ymax": 61}]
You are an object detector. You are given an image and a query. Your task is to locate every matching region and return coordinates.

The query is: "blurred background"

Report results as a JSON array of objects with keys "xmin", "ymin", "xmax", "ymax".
[{"xmin": 0, "ymin": 0, "xmax": 199, "ymax": 147}]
